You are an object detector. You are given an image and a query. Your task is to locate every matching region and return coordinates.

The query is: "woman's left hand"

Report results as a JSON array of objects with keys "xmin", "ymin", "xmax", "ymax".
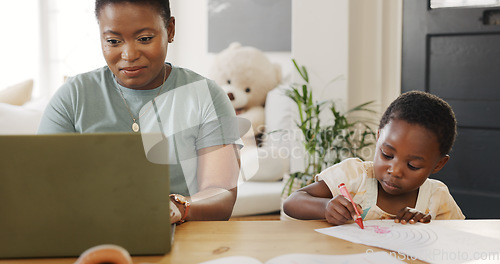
[{"xmin": 394, "ymin": 207, "xmax": 431, "ymax": 224}]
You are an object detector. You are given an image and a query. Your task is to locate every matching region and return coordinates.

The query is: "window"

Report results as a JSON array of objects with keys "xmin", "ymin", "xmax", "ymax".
[
  {"xmin": 431, "ymin": 0, "xmax": 500, "ymax": 9},
  {"xmin": 0, "ymin": 0, "xmax": 105, "ymax": 97},
  {"xmin": 44, "ymin": 0, "xmax": 105, "ymax": 96},
  {"xmin": 0, "ymin": 1, "xmax": 38, "ymax": 91}
]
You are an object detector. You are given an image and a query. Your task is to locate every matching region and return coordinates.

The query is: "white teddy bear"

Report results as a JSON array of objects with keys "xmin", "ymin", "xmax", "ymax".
[
  {"xmin": 210, "ymin": 42, "xmax": 282, "ymax": 137},
  {"xmin": 210, "ymin": 42, "xmax": 287, "ymax": 182}
]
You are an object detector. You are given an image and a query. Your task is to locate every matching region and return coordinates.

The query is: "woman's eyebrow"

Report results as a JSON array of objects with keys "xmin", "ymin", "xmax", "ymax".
[
  {"xmin": 133, "ymin": 28, "xmax": 156, "ymax": 35},
  {"xmin": 102, "ymin": 29, "xmax": 121, "ymax": 36},
  {"xmin": 102, "ymin": 28, "xmax": 155, "ymax": 36}
]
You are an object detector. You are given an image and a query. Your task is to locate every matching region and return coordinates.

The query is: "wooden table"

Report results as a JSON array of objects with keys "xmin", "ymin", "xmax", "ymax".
[{"xmin": 1, "ymin": 220, "xmax": 499, "ymax": 264}]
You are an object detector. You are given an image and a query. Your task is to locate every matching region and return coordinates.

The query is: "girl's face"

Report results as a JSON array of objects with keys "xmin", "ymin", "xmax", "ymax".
[
  {"xmin": 98, "ymin": 2, "xmax": 174, "ymax": 90},
  {"xmin": 373, "ymin": 119, "xmax": 449, "ymax": 197}
]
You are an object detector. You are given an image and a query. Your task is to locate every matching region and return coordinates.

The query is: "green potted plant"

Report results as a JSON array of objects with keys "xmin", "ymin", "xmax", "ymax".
[{"xmin": 282, "ymin": 59, "xmax": 377, "ymax": 196}]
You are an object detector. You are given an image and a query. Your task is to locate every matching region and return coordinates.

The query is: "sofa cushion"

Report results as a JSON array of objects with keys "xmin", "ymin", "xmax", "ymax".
[
  {"xmin": 231, "ymin": 180, "xmax": 285, "ymax": 217},
  {"xmin": 240, "ymin": 146, "xmax": 288, "ymax": 182},
  {"xmin": 265, "ymin": 85, "xmax": 296, "ymax": 140},
  {"xmin": 0, "ymin": 100, "xmax": 44, "ymax": 135},
  {"xmin": 265, "ymin": 85, "xmax": 306, "ymax": 173},
  {"xmin": 0, "ymin": 79, "xmax": 33, "ymax": 106}
]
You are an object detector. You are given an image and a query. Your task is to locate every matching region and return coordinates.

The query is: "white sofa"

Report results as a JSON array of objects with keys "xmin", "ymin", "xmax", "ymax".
[
  {"xmin": 0, "ymin": 81, "xmax": 296, "ymax": 217},
  {"xmin": 0, "ymin": 80, "xmax": 47, "ymax": 135},
  {"xmin": 231, "ymin": 85, "xmax": 298, "ymax": 217}
]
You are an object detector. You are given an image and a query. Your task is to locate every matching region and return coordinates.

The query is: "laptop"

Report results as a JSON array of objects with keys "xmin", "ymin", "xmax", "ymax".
[{"xmin": 0, "ymin": 133, "xmax": 172, "ymax": 259}]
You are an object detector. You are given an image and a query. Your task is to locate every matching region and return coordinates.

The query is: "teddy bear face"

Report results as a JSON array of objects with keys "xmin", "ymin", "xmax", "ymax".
[
  {"xmin": 222, "ymin": 80, "xmax": 249, "ymax": 114},
  {"xmin": 210, "ymin": 43, "xmax": 282, "ymax": 114},
  {"xmin": 219, "ymin": 67, "xmax": 276, "ymax": 114}
]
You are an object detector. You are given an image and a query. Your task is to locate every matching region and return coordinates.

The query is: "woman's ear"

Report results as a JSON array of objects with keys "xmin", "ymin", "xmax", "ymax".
[
  {"xmin": 431, "ymin": 155, "xmax": 450, "ymax": 174},
  {"xmin": 167, "ymin": 16, "xmax": 176, "ymax": 42}
]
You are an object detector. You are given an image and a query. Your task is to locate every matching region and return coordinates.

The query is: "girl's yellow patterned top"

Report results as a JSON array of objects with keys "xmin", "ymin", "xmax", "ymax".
[{"xmin": 315, "ymin": 158, "xmax": 465, "ymax": 220}]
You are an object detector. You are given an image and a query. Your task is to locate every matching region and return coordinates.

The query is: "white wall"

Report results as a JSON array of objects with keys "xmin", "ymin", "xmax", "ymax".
[
  {"xmin": 290, "ymin": 0, "xmax": 402, "ymax": 169},
  {"xmin": 168, "ymin": 0, "xmax": 209, "ymax": 75},
  {"xmin": 291, "ymin": 0, "xmax": 349, "ymax": 106},
  {"xmin": 348, "ymin": 0, "xmax": 402, "ymax": 115}
]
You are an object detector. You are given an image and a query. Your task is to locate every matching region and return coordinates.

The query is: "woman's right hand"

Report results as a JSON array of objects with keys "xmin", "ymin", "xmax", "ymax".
[{"xmin": 325, "ymin": 195, "xmax": 362, "ymax": 226}]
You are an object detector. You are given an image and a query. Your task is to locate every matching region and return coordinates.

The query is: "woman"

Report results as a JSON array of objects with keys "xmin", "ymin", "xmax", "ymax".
[{"xmin": 38, "ymin": 0, "xmax": 241, "ymax": 223}]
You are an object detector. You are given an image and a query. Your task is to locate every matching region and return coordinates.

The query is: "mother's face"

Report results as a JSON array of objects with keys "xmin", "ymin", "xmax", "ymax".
[{"xmin": 98, "ymin": 2, "xmax": 174, "ymax": 90}]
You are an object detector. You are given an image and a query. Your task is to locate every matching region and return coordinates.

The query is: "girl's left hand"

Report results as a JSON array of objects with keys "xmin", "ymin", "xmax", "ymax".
[{"xmin": 394, "ymin": 207, "xmax": 431, "ymax": 224}]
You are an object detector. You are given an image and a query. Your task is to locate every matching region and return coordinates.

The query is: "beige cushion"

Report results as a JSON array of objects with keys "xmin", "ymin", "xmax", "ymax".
[{"xmin": 0, "ymin": 79, "xmax": 33, "ymax": 106}]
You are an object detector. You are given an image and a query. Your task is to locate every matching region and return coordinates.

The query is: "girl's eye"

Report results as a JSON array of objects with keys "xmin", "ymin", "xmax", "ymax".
[
  {"xmin": 381, "ymin": 150, "xmax": 393, "ymax": 160},
  {"xmin": 408, "ymin": 163, "xmax": 421, "ymax": 171}
]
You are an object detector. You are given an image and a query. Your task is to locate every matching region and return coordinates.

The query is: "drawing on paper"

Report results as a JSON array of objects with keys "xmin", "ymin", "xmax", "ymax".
[
  {"xmin": 316, "ymin": 220, "xmax": 438, "ymax": 249},
  {"xmin": 365, "ymin": 225, "xmax": 391, "ymax": 234},
  {"xmin": 365, "ymin": 223, "xmax": 438, "ymax": 248}
]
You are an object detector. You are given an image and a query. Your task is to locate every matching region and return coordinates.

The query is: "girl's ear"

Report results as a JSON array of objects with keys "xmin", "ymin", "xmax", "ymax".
[
  {"xmin": 431, "ymin": 155, "xmax": 450, "ymax": 174},
  {"xmin": 376, "ymin": 129, "xmax": 380, "ymax": 141}
]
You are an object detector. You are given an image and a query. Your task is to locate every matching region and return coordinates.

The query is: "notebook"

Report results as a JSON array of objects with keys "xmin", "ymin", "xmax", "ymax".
[{"xmin": 0, "ymin": 133, "xmax": 172, "ymax": 259}]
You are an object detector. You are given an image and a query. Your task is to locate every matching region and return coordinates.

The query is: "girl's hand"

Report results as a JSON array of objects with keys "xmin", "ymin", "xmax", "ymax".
[
  {"xmin": 395, "ymin": 207, "xmax": 431, "ymax": 224},
  {"xmin": 325, "ymin": 195, "xmax": 363, "ymax": 226}
]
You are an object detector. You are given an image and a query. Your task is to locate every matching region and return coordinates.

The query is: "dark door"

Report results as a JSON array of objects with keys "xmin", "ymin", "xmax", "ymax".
[{"xmin": 402, "ymin": 0, "xmax": 500, "ymax": 219}]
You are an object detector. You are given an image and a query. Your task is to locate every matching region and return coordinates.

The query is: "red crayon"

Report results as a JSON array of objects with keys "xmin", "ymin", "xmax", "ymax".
[{"xmin": 338, "ymin": 183, "xmax": 364, "ymax": 229}]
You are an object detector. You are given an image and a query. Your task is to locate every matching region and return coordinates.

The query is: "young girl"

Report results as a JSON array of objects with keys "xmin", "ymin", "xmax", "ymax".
[{"xmin": 283, "ymin": 91, "xmax": 465, "ymax": 225}]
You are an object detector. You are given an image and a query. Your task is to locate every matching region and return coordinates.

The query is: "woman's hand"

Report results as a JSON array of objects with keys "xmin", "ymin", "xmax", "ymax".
[
  {"xmin": 394, "ymin": 207, "xmax": 431, "ymax": 224},
  {"xmin": 325, "ymin": 195, "xmax": 363, "ymax": 226},
  {"xmin": 169, "ymin": 200, "xmax": 182, "ymax": 224}
]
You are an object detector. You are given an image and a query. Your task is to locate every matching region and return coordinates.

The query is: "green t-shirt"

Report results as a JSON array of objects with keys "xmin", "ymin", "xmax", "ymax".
[{"xmin": 38, "ymin": 64, "xmax": 241, "ymax": 195}]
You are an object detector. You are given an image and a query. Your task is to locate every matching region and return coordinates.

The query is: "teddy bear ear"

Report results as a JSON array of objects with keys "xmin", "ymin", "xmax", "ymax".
[{"xmin": 228, "ymin": 42, "xmax": 242, "ymax": 50}]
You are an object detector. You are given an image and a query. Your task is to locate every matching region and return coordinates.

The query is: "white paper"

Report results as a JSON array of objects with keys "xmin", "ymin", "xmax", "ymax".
[
  {"xmin": 266, "ymin": 252, "xmax": 406, "ymax": 264},
  {"xmin": 315, "ymin": 220, "xmax": 500, "ymax": 264},
  {"xmin": 199, "ymin": 252, "xmax": 406, "ymax": 264}
]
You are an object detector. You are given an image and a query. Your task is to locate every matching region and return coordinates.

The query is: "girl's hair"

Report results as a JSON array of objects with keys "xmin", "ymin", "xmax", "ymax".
[
  {"xmin": 379, "ymin": 91, "xmax": 457, "ymax": 156},
  {"xmin": 95, "ymin": 0, "xmax": 171, "ymax": 27}
]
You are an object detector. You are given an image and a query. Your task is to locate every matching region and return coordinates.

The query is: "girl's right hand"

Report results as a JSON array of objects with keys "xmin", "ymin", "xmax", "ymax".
[{"xmin": 324, "ymin": 195, "xmax": 363, "ymax": 226}]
